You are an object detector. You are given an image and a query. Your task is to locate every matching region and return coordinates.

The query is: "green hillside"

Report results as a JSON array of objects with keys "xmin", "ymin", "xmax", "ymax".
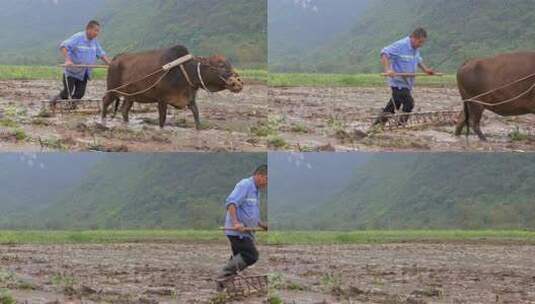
[
  {"xmin": 0, "ymin": 153, "xmax": 267, "ymax": 230},
  {"xmin": 270, "ymin": 153, "xmax": 535, "ymax": 230},
  {"xmin": 0, "ymin": 0, "xmax": 266, "ymax": 68},
  {"xmin": 271, "ymin": 0, "xmax": 535, "ymax": 73}
]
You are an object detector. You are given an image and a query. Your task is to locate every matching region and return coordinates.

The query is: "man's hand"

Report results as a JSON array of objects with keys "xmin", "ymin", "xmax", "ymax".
[
  {"xmin": 424, "ymin": 68, "xmax": 435, "ymax": 75},
  {"xmin": 101, "ymin": 55, "xmax": 112, "ymax": 65},
  {"xmin": 419, "ymin": 63, "xmax": 435, "ymax": 75},
  {"xmin": 64, "ymin": 58, "xmax": 74, "ymax": 66},
  {"xmin": 384, "ymin": 69, "xmax": 396, "ymax": 77},
  {"xmin": 233, "ymin": 222, "xmax": 245, "ymax": 232},
  {"xmin": 258, "ymin": 221, "xmax": 268, "ymax": 231}
]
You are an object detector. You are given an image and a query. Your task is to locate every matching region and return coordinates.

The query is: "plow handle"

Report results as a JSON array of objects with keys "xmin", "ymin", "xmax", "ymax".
[
  {"xmin": 381, "ymin": 72, "xmax": 443, "ymax": 77},
  {"xmin": 219, "ymin": 227, "xmax": 266, "ymax": 232}
]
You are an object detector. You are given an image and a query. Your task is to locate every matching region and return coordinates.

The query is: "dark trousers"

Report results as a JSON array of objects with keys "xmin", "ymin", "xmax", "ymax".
[
  {"xmin": 383, "ymin": 87, "xmax": 414, "ymax": 114},
  {"xmin": 59, "ymin": 74, "xmax": 88, "ymax": 100},
  {"xmin": 228, "ymin": 236, "xmax": 259, "ymax": 266}
]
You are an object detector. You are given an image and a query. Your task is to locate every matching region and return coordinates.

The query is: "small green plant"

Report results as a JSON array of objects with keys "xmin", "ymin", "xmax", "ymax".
[
  {"xmin": 39, "ymin": 137, "xmax": 66, "ymax": 150},
  {"xmin": 320, "ymin": 272, "xmax": 342, "ymax": 293},
  {"xmin": 0, "ymin": 289, "xmax": 15, "ymax": 304},
  {"xmin": 51, "ymin": 273, "xmax": 76, "ymax": 289},
  {"xmin": 268, "ymin": 272, "xmax": 284, "ymax": 290},
  {"xmin": 250, "ymin": 115, "xmax": 284, "ymax": 137},
  {"xmin": 290, "ymin": 123, "xmax": 309, "ymax": 134},
  {"xmin": 509, "ymin": 126, "xmax": 530, "ymax": 141},
  {"xmin": 286, "ymin": 281, "xmax": 305, "ymax": 291},
  {"xmin": 208, "ymin": 292, "xmax": 230, "ymax": 304},
  {"xmin": 0, "ymin": 271, "xmax": 15, "ymax": 283},
  {"xmin": 267, "ymin": 135, "xmax": 287, "ymax": 149},
  {"xmin": 13, "ymin": 128, "xmax": 27, "ymax": 141},
  {"xmin": 327, "ymin": 116, "xmax": 345, "ymax": 132},
  {"xmin": 268, "ymin": 293, "xmax": 284, "ymax": 304}
]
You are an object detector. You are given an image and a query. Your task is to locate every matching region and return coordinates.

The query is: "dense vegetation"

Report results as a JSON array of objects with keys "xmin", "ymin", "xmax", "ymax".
[
  {"xmin": 0, "ymin": 153, "xmax": 267, "ymax": 230},
  {"xmin": 271, "ymin": 0, "xmax": 535, "ymax": 73},
  {"xmin": 0, "ymin": 0, "xmax": 266, "ymax": 68},
  {"xmin": 269, "ymin": 153, "xmax": 535, "ymax": 230}
]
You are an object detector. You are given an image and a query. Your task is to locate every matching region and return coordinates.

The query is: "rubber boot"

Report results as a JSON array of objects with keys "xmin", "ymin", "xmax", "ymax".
[
  {"xmin": 49, "ymin": 94, "xmax": 61, "ymax": 110},
  {"xmin": 216, "ymin": 254, "xmax": 248, "ymax": 290}
]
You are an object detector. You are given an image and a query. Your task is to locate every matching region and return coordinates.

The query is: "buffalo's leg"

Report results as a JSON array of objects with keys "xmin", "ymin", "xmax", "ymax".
[
  {"xmin": 102, "ymin": 92, "xmax": 116, "ymax": 122},
  {"xmin": 158, "ymin": 101, "xmax": 168, "ymax": 128},
  {"xmin": 112, "ymin": 98, "xmax": 122, "ymax": 119},
  {"xmin": 189, "ymin": 95, "xmax": 201, "ymax": 130},
  {"xmin": 121, "ymin": 98, "xmax": 134, "ymax": 123},
  {"xmin": 454, "ymin": 109, "xmax": 466, "ymax": 136},
  {"xmin": 468, "ymin": 103, "xmax": 486, "ymax": 141}
]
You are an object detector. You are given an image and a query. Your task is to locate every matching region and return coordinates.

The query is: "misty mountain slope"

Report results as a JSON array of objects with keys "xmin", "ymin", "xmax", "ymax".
[
  {"xmin": 18, "ymin": 153, "xmax": 267, "ymax": 230},
  {"xmin": 0, "ymin": 0, "xmax": 266, "ymax": 67},
  {"xmin": 271, "ymin": 0, "xmax": 535, "ymax": 73},
  {"xmin": 268, "ymin": 152, "xmax": 371, "ymax": 228},
  {"xmin": 0, "ymin": 153, "xmax": 101, "ymax": 225},
  {"xmin": 268, "ymin": 0, "xmax": 371, "ymax": 72},
  {"xmin": 271, "ymin": 153, "xmax": 535, "ymax": 230}
]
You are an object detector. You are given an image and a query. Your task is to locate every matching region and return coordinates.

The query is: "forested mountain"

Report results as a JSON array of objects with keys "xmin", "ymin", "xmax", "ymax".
[
  {"xmin": 0, "ymin": 0, "xmax": 266, "ymax": 68},
  {"xmin": 0, "ymin": 153, "xmax": 266, "ymax": 229},
  {"xmin": 269, "ymin": 153, "xmax": 535, "ymax": 230},
  {"xmin": 270, "ymin": 0, "xmax": 535, "ymax": 73}
]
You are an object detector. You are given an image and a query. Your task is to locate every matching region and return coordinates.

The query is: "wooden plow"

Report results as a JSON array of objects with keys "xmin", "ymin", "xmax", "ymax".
[
  {"xmin": 370, "ymin": 110, "xmax": 461, "ymax": 130},
  {"xmin": 217, "ymin": 274, "xmax": 268, "ymax": 297}
]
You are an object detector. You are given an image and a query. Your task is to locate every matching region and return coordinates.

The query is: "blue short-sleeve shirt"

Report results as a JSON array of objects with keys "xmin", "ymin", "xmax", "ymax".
[
  {"xmin": 224, "ymin": 177, "xmax": 260, "ymax": 239},
  {"xmin": 60, "ymin": 31, "xmax": 106, "ymax": 81},
  {"xmin": 381, "ymin": 36, "xmax": 423, "ymax": 90}
]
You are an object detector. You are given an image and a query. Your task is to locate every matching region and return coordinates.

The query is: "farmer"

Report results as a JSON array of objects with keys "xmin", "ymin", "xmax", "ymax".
[
  {"xmin": 217, "ymin": 164, "xmax": 268, "ymax": 283},
  {"xmin": 51, "ymin": 20, "xmax": 111, "ymax": 106},
  {"xmin": 374, "ymin": 27, "xmax": 435, "ymax": 125}
]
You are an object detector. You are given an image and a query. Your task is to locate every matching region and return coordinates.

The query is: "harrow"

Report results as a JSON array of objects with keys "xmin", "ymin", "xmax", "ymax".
[
  {"xmin": 216, "ymin": 274, "xmax": 268, "ymax": 297},
  {"xmin": 39, "ymin": 98, "xmax": 154, "ymax": 115},
  {"xmin": 370, "ymin": 110, "xmax": 461, "ymax": 130}
]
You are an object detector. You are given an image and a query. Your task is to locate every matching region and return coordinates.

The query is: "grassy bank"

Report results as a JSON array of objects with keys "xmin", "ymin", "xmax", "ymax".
[
  {"xmin": 266, "ymin": 230, "xmax": 535, "ymax": 245},
  {"xmin": 0, "ymin": 230, "xmax": 533, "ymax": 245},
  {"xmin": 0, "ymin": 230, "xmax": 231, "ymax": 244},
  {"xmin": 0, "ymin": 65, "xmax": 267, "ymax": 83},
  {"xmin": 269, "ymin": 72, "xmax": 457, "ymax": 88}
]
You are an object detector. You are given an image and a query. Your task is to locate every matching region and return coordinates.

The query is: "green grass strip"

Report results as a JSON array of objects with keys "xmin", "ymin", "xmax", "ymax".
[
  {"xmin": 266, "ymin": 230, "xmax": 535, "ymax": 245},
  {"xmin": 269, "ymin": 72, "xmax": 458, "ymax": 88},
  {"xmin": 0, "ymin": 65, "xmax": 266, "ymax": 83}
]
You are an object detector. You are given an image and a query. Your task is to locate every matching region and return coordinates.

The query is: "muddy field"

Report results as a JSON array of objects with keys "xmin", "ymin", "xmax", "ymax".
[
  {"xmin": 0, "ymin": 80, "xmax": 267, "ymax": 152},
  {"xmin": 269, "ymin": 86, "xmax": 535, "ymax": 151},
  {"xmin": 0, "ymin": 242, "xmax": 268, "ymax": 303},
  {"xmin": 268, "ymin": 242, "xmax": 535, "ymax": 304}
]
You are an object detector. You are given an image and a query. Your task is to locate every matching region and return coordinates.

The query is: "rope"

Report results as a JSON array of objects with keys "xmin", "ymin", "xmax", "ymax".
[
  {"xmin": 464, "ymin": 72, "xmax": 535, "ymax": 107},
  {"xmin": 105, "ymin": 54, "xmax": 196, "ymax": 97},
  {"xmin": 106, "ymin": 68, "xmax": 171, "ymax": 97},
  {"xmin": 197, "ymin": 62, "xmax": 210, "ymax": 92}
]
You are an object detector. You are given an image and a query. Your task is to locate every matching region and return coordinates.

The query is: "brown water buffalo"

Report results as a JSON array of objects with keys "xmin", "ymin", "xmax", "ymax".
[
  {"xmin": 455, "ymin": 52, "xmax": 535, "ymax": 140},
  {"xmin": 102, "ymin": 45, "xmax": 243, "ymax": 128}
]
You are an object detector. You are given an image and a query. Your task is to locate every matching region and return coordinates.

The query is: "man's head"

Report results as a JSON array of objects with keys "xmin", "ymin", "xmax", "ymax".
[
  {"xmin": 253, "ymin": 164, "xmax": 268, "ymax": 190},
  {"xmin": 410, "ymin": 27, "xmax": 427, "ymax": 49},
  {"xmin": 86, "ymin": 20, "xmax": 101, "ymax": 40}
]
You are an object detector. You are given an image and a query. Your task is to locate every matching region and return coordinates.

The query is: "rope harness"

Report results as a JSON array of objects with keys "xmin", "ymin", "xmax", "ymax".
[
  {"xmin": 104, "ymin": 54, "xmax": 218, "ymax": 97},
  {"xmin": 463, "ymin": 72, "xmax": 535, "ymax": 107}
]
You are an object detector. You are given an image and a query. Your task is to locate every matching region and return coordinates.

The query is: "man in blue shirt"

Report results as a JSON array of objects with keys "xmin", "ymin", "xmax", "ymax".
[
  {"xmin": 374, "ymin": 28, "xmax": 435, "ymax": 125},
  {"xmin": 217, "ymin": 165, "xmax": 268, "ymax": 283},
  {"xmin": 51, "ymin": 20, "xmax": 111, "ymax": 107}
]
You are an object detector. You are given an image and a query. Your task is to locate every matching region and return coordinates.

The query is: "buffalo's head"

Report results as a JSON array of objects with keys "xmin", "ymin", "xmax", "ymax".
[{"xmin": 198, "ymin": 55, "xmax": 244, "ymax": 93}]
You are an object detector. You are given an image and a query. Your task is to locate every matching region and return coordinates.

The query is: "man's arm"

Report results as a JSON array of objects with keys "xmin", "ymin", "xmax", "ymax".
[
  {"xmin": 60, "ymin": 47, "xmax": 73, "ymax": 65},
  {"xmin": 227, "ymin": 204, "xmax": 245, "ymax": 232},
  {"xmin": 96, "ymin": 42, "xmax": 111, "ymax": 65},
  {"xmin": 258, "ymin": 221, "xmax": 268, "ymax": 231},
  {"xmin": 381, "ymin": 54, "xmax": 395, "ymax": 77},
  {"xmin": 418, "ymin": 62, "xmax": 434, "ymax": 75},
  {"xmin": 100, "ymin": 55, "xmax": 112, "ymax": 65}
]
